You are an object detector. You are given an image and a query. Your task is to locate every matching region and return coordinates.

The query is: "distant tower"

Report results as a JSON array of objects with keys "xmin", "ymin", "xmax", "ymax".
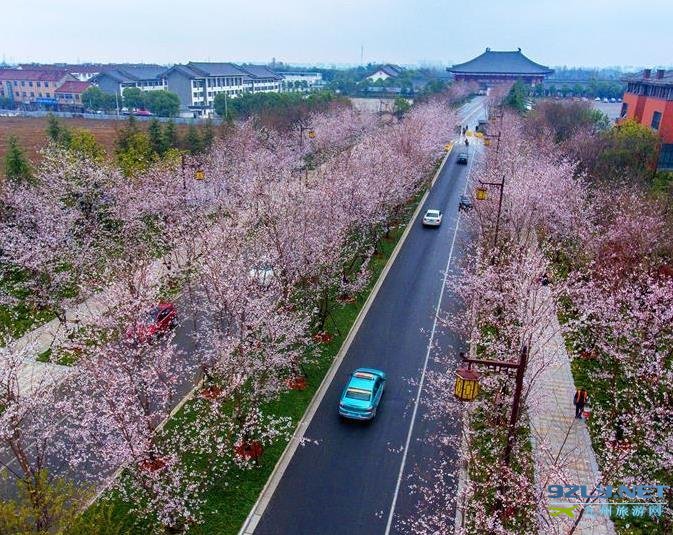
[{"xmin": 360, "ymin": 45, "xmax": 364, "ymax": 66}]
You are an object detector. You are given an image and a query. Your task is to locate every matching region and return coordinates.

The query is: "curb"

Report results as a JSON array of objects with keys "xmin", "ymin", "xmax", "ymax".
[{"xmin": 238, "ymin": 148, "xmax": 453, "ymax": 535}]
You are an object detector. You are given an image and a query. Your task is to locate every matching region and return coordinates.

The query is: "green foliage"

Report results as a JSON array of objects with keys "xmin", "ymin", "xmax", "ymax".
[
  {"xmin": 0, "ymin": 470, "xmax": 89, "ymax": 534},
  {"xmin": 393, "ymin": 97, "xmax": 411, "ymax": 117},
  {"xmin": 3, "ymin": 135, "xmax": 32, "ymax": 184},
  {"xmin": 201, "ymin": 119, "xmax": 215, "ymax": 151},
  {"xmin": 598, "ymin": 119, "xmax": 660, "ymax": 181},
  {"xmin": 68, "ymin": 129, "xmax": 106, "ymax": 161},
  {"xmin": 0, "ymin": 96, "xmax": 15, "ymax": 109},
  {"xmin": 505, "ymin": 80, "xmax": 529, "ymax": 113},
  {"xmin": 46, "ymin": 113, "xmax": 62, "ymax": 142},
  {"xmin": 148, "ymin": 118, "xmax": 166, "ymax": 155},
  {"xmin": 163, "ymin": 119, "xmax": 179, "ymax": 151},
  {"xmin": 117, "ymin": 131, "xmax": 153, "ymax": 176},
  {"xmin": 145, "ymin": 90, "xmax": 180, "ymax": 117},
  {"xmin": 81, "ymin": 86, "xmax": 117, "ymax": 112},
  {"xmin": 185, "ymin": 124, "xmax": 203, "ymax": 154},
  {"xmin": 528, "ymin": 101, "xmax": 609, "ymax": 142},
  {"xmin": 122, "ymin": 87, "xmax": 146, "ymax": 110}
]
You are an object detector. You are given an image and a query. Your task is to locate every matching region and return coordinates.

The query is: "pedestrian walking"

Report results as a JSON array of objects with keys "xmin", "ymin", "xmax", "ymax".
[{"xmin": 573, "ymin": 388, "xmax": 589, "ymax": 419}]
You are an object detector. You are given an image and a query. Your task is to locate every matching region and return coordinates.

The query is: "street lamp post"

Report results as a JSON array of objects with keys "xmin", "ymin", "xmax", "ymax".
[
  {"xmin": 456, "ymin": 345, "xmax": 529, "ymax": 467},
  {"xmin": 477, "ymin": 176, "xmax": 506, "ymax": 247}
]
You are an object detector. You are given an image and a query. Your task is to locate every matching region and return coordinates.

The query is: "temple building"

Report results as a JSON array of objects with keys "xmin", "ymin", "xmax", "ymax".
[{"xmin": 448, "ymin": 48, "xmax": 553, "ymax": 87}]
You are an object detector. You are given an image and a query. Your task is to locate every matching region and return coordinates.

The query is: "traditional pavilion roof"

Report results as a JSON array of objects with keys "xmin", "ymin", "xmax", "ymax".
[{"xmin": 449, "ymin": 48, "xmax": 553, "ymax": 76}]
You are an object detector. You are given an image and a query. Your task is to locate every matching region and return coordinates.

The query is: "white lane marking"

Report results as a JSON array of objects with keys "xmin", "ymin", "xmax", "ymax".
[{"xmin": 383, "ymin": 133, "xmax": 477, "ymax": 535}]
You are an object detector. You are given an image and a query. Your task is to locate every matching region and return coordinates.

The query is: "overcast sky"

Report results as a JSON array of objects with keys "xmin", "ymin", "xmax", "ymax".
[{"xmin": 3, "ymin": 0, "xmax": 672, "ymax": 68}]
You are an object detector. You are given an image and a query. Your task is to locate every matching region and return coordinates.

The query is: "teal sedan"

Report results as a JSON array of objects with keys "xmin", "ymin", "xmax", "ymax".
[{"xmin": 338, "ymin": 368, "xmax": 386, "ymax": 420}]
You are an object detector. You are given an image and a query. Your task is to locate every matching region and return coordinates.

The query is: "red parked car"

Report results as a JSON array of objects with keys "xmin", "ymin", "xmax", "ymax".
[{"xmin": 126, "ymin": 303, "xmax": 177, "ymax": 344}]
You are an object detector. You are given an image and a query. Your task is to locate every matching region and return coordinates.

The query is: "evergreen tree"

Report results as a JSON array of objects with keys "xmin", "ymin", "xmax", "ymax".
[
  {"xmin": 201, "ymin": 119, "xmax": 215, "ymax": 151},
  {"xmin": 185, "ymin": 124, "xmax": 203, "ymax": 154},
  {"xmin": 163, "ymin": 120, "xmax": 179, "ymax": 151},
  {"xmin": 148, "ymin": 119, "xmax": 165, "ymax": 155},
  {"xmin": 46, "ymin": 113, "xmax": 61, "ymax": 142},
  {"xmin": 115, "ymin": 115, "xmax": 140, "ymax": 154},
  {"xmin": 4, "ymin": 136, "xmax": 32, "ymax": 185}
]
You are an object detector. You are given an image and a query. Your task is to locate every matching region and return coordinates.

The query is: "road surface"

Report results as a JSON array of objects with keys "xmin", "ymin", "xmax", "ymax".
[{"xmin": 251, "ymin": 98, "xmax": 485, "ymax": 535}]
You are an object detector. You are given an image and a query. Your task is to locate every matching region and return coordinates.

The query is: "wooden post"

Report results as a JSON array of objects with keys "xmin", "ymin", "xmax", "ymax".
[{"xmin": 503, "ymin": 345, "xmax": 528, "ymax": 466}]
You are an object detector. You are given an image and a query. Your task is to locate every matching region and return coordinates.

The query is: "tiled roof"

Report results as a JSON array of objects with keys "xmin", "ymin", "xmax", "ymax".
[
  {"xmin": 187, "ymin": 62, "xmax": 248, "ymax": 77},
  {"xmin": 449, "ymin": 49, "xmax": 553, "ymax": 75},
  {"xmin": 20, "ymin": 64, "xmax": 102, "ymax": 74},
  {"xmin": 95, "ymin": 64, "xmax": 167, "ymax": 82},
  {"xmin": 368, "ymin": 64, "xmax": 404, "ymax": 78},
  {"xmin": 240, "ymin": 65, "xmax": 283, "ymax": 80},
  {"xmin": 0, "ymin": 68, "xmax": 71, "ymax": 81},
  {"xmin": 623, "ymin": 69, "xmax": 673, "ymax": 85},
  {"xmin": 55, "ymin": 81, "xmax": 91, "ymax": 93}
]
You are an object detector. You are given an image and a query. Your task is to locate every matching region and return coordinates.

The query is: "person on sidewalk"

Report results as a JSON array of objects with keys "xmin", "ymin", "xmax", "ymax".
[{"xmin": 573, "ymin": 388, "xmax": 589, "ymax": 419}]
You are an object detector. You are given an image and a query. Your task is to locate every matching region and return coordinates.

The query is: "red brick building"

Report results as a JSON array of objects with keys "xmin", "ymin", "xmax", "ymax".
[
  {"xmin": 621, "ymin": 69, "xmax": 673, "ymax": 170},
  {"xmin": 448, "ymin": 48, "xmax": 553, "ymax": 87}
]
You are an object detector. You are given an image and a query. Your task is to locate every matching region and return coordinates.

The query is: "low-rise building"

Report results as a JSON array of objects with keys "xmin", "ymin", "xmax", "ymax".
[
  {"xmin": 20, "ymin": 64, "xmax": 102, "ymax": 82},
  {"xmin": 280, "ymin": 71, "xmax": 324, "ymax": 92},
  {"xmin": 365, "ymin": 64, "xmax": 404, "ymax": 82},
  {"xmin": 164, "ymin": 62, "xmax": 285, "ymax": 117},
  {"xmin": 90, "ymin": 65, "xmax": 167, "ymax": 96},
  {"xmin": 164, "ymin": 62, "xmax": 248, "ymax": 117},
  {"xmin": 621, "ymin": 69, "xmax": 673, "ymax": 170},
  {"xmin": 55, "ymin": 80, "xmax": 92, "ymax": 109},
  {"xmin": 0, "ymin": 68, "xmax": 77, "ymax": 107},
  {"xmin": 240, "ymin": 65, "xmax": 283, "ymax": 93}
]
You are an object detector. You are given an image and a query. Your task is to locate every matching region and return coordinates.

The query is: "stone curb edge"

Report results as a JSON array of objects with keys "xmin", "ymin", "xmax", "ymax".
[{"xmin": 238, "ymin": 147, "xmax": 453, "ymax": 535}]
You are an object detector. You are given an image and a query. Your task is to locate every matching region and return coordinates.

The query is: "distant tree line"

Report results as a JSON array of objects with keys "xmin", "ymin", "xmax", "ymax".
[
  {"xmin": 80, "ymin": 87, "xmax": 181, "ymax": 117},
  {"xmin": 2, "ymin": 114, "xmax": 217, "ymax": 182},
  {"xmin": 213, "ymin": 91, "xmax": 348, "ymax": 130}
]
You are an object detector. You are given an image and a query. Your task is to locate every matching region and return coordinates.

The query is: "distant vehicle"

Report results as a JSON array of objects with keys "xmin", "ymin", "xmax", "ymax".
[
  {"xmin": 133, "ymin": 109, "xmax": 152, "ymax": 116},
  {"xmin": 602, "ymin": 97, "xmax": 609, "ymax": 103},
  {"xmin": 458, "ymin": 195, "xmax": 474, "ymax": 212},
  {"xmin": 609, "ymin": 97, "xmax": 616, "ymax": 103},
  {"xmin": 126, "ymin": 302, "xmax": 177, "ymax": 344},
  {"xmin": 456, "ymin": 152, "xmax": 468, "ymax": 165},
  {"xmin": 338, "ymin": 368, "xmax": 386, "ymax": 420},
  {"xmin": 422, "ymin": 209, "xmax": 443, "ymax": 227},
  {"xmin": 594, "ymin": 97, "xmax": 601, "ymax": 101}
]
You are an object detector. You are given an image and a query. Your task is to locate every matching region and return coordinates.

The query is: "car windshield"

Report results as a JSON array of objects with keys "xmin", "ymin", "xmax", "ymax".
[
  {"xmin": 345, "ymin": 388, "xmax": 371, "ymax": 401},
  {"xmin": 459, "ymin": 153, "xmax": 467, "ymax": 158},
  {"xmin": 426, "ymin": 210, "xmax": 440, "ymax": 217},
  {"xmin": 144, "ymin": 307, "xmax": 160, "ymax": 324}
]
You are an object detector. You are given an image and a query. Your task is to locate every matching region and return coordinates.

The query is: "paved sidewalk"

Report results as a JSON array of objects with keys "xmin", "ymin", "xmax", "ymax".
[
  {"xmin": 527, "ymin": 287, "xmax": 616, "ymax": 535},
  {"xmin": 3, "ymin": 246, "xmax": 194, "ymax": 394}
]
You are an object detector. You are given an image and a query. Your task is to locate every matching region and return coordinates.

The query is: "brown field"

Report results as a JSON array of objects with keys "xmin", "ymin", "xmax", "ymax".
[
  {"xmin": 0, "ymin": 117, "xmax": 192, "ymax": 176},
  {"xmin": 0, "ymin": 117, "xmax": 126, "ymax": 166}
]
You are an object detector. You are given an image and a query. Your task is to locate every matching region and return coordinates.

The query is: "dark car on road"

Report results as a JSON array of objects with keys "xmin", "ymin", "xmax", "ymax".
[
  {"xmin": 458, "ymin": 195, "xmax": 474, "ymax": 212},
  {"xmin": 126, "ymin": 302, "xmax": 177, "ymax": 344},
  {"xmin": 457, "ymin": 152, "xmax": 468, "ymax": 165}
]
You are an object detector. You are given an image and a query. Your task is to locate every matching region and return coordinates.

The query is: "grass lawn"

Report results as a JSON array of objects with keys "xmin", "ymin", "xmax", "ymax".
[{"xmin": 71, "ymin": 195, "xmax": 421, "ymax": 534}]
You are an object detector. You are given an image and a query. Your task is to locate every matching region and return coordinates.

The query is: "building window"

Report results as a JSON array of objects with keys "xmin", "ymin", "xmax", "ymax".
[
  {"xmin": 620, "ymin": 103, "xmax": 628, "ymax": 118},
  {"xmin": 21, "ymin": 81, "xmax": 25, "ymax": 86},
  {"xmin": 651, "ymin": 111, "xmax": 662, "ymax": 130},
  {"xmin": 13, "ymin": 81, "xmax": 17, "ymax": 86},
  {"xmin": 29, "ymin": 81, "xmax": 33, "ymax": 87},
  {"xmin": 38, "ymin": 92, "xmax": 42, "ymax": 97},
  {"xmin": 30, "ymin": 92, "xmax": 34, "ymax": 97}
]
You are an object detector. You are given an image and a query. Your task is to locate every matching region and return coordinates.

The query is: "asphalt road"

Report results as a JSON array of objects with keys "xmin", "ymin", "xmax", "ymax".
[{"xmin": 253, "ymin": 99, "xmax": 485, "ymax": 535}]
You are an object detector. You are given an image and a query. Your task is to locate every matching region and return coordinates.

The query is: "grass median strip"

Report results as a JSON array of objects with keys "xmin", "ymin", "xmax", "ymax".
[{"xmin": 72, "ymin": 198, "xmax": 419, "ymax": 534}]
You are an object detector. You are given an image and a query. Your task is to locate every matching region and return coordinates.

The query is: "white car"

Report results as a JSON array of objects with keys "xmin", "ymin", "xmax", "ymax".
[
  {"xmin": 422, "ymin": 209, "xmax": 443, "ymax": 227},
  {"xmin": 249, "ymin": 263, "xmax": 274, "ymax": 287}
]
